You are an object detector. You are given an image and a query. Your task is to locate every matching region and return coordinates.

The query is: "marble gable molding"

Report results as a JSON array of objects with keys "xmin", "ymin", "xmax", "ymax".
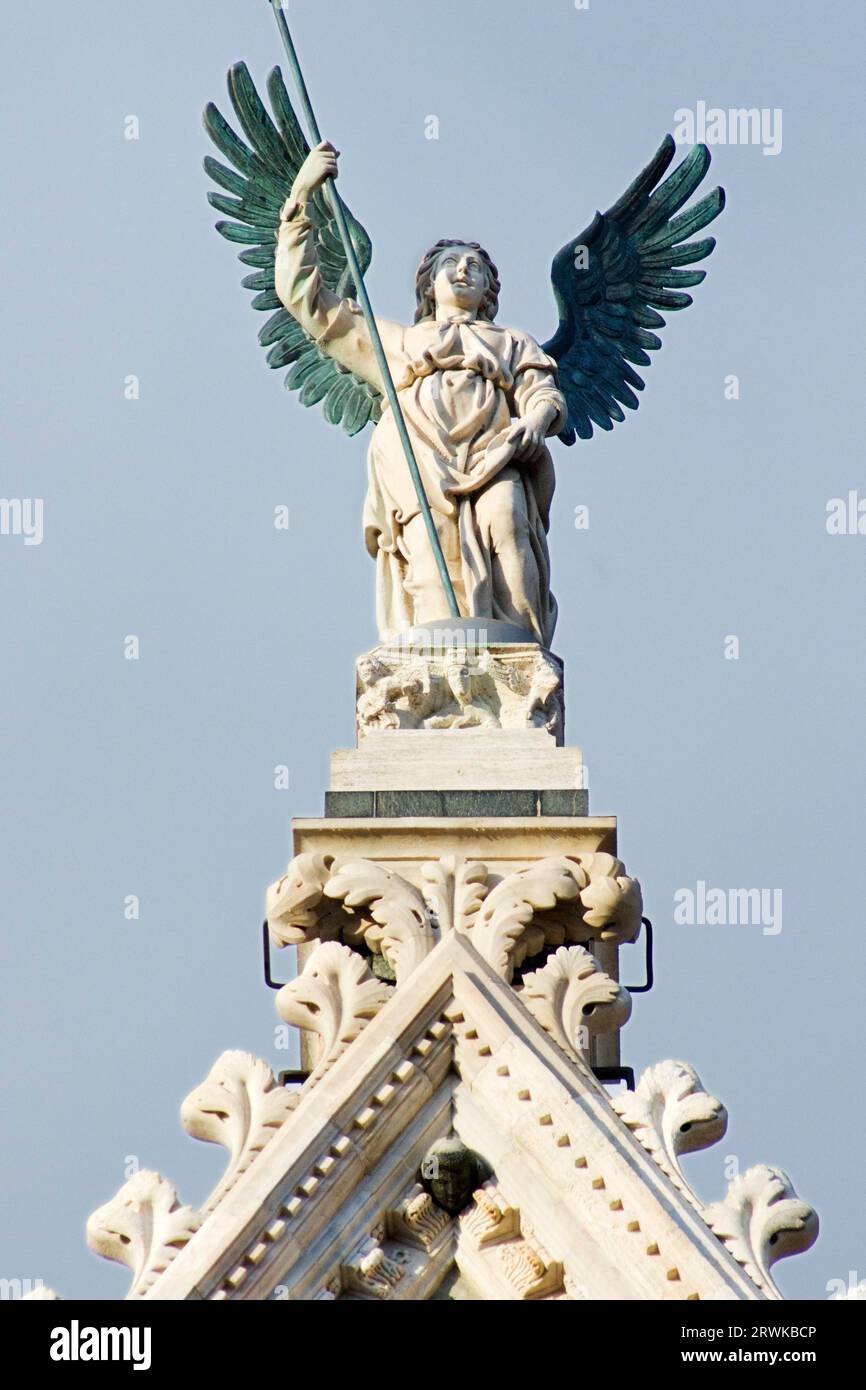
[{"xmin": 78, "ymin": 935, "xmax": 816, "ymax": 1301}]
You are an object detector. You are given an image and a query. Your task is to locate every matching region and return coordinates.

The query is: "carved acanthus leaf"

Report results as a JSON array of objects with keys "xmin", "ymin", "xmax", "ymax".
[
  {"xmin": 180, "ymin": 1051, "xmax": 298, "ymax": 1212},
  {"xmin": 276, "ymin": 941, "xmax": 392, "ymax": 1083},
  {"xmin": 611, "ymin": 1059, "xmax": 727, "ymax": 1207},
  {"xmin": 520, "ymin": 945, "xmax": 632, "ymax": 1060},
  {"xmin": 421, "ymin": 853, "xmax": 489, "ymax": 935},
  {"xmin": 266, "ymin": 852, "xmax": 336, "ymax": 946},
  {"xmin": 265, "ymin": 849, "xmax": 642, "ymax": 987},
  {"xmin": 703, "ymin": 1165, "xmax": 819, "ymax": 1297},
  {"xmin": 571, "ymin": 852, "xmax": 643, "ymax": 945},
  {"xmin": 324, "ymin": 861, "xmax": 435, "ymax": 983},
  {"xmin": 85, "ymin": 1170, "xmax": 201, "ymax": 1299},
  {"xmin": 469, "ymin": 858, "xmax": 584, "ymax": 980}
]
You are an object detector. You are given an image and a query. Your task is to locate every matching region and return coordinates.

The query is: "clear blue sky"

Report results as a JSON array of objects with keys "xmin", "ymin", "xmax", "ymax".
[{"xmin": 1, "ymin": 0, "xmax": 863, "ymax": 1299}]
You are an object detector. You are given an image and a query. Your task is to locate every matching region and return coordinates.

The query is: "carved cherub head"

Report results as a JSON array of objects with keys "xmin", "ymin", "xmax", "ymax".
[{"xmin": 414, "ymin": 240, "xmax": 500, "ymax": 323}]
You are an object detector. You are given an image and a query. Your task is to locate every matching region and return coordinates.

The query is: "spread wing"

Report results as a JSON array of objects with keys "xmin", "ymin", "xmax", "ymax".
[
  {"xmin": 203, "ymin": 63, "xmax": 382, "ymax": 437},
  {"xmin": 542, "ymin": 136, "xmax": 724, "ymax": 443}
]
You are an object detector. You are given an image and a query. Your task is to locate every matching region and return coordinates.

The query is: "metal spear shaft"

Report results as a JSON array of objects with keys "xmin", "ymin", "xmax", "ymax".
[{"xmin": 268, "ymin": 1, "xmax": 460, "ymax": 620}]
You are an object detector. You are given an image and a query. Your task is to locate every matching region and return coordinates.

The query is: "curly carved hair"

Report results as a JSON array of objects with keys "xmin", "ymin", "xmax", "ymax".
[{"xmin": 414, "ymin": 239, "xmax": 501, "ymax": 323}]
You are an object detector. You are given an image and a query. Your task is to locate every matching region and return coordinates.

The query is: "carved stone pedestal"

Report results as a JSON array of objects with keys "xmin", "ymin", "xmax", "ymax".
[{"xmin": 356, "ymin": 640, "xmax": 564, "ymax": 742}]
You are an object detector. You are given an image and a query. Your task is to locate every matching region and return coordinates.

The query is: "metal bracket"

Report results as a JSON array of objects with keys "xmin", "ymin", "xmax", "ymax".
[
  {"xmin": 592, "ymin": 1066, "xmax": 635, "ymax": 1091},
  {"xmin": 262, "ymin": 919, "xmax": 290, "ymax": 990},
  {"xmin": 623, "ymin": 916, "xmax": 653, "ymax": 993}
]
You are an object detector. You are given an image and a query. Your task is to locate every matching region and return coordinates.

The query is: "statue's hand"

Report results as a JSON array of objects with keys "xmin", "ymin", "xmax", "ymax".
[
  {"xmin": 505, "ymin": 404, "xmax": 557, "ymax": 463},
  {"xmin": 287, "ymin": 140, "xmax": 340, "ymax": 209}
]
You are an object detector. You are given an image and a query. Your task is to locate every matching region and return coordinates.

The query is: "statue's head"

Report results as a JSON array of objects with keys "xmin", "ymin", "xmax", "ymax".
[
  {"xmin": 444, "ymin": 657, "xmax": 472, "ymax": 700},
  {"xmin": 419, "ymin": 1135, "xmax": 482, "ymax": 1215},
  {"xmin": 414, "ymin": 240, "xmax": 500, "ymax": 323}
]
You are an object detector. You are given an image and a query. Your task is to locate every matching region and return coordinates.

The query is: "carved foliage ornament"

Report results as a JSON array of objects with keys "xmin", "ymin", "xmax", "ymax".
[
  {"xmin": 85, "ymin": 1170, "xmax": 201, "ymax": 1299},
  {"xmin": 180, "ymin": 1050, "xmax": 299, "ymax": 1212},
  {"xmin": 606, "ymin": 1060, "xmax": 818, "ymax": 1292},
  {"xmin": 389, "ymin": 1184, "xmax": 452, "ymax": 1251},
  {"xmin": 703, "ymin": 1165, "xmax": 819, "ymax": 1298},
  {"xmin": 611, "ymin": 1059, "xmax": 727, "ymax": 1207},
  {"xmin": 462, "ymin": 1185, "xmax": 521, "ymax": 1247},
  {"xmin": 520, "ymin": 945, "xmax": 632, "ymax": 1059},
  {"xmin": 267, "ymin": 851, "xmax": 642, "ymax": 984},
  {"xmin": 342, "ymin": 1238, "xmax": 405, "ymax": 1299},
  {"xmin": 275, "ymin": 941, "xmax": 392, "ymax": 1081},
  {"xmin": 501, "ymin": 1242, "xmax": 564, "ymax": 1300}
]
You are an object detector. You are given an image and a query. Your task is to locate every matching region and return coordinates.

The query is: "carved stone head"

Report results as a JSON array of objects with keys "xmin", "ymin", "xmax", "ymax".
[
  {"xmin": 414, "ymin": 240, "xmax": 501, "ymax": 323},
  {"xmin": 419, "ymin": 1136, "xmax": 484, "ymax": 1216}
]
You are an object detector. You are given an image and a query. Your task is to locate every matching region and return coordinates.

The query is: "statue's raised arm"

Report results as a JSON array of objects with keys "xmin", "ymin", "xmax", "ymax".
[
  {"xmin": 204, "ymin": 63, "xmax": 384, "ymax": 435},
  {"xmin": 275, "ymin": 141, "xmax": 398, "ymax": 395}
]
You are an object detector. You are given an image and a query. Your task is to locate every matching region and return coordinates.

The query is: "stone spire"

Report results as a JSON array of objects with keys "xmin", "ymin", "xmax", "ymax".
[{"xmin": 72, "ymin": 630, "xmax": 817, "ymax": 1300}]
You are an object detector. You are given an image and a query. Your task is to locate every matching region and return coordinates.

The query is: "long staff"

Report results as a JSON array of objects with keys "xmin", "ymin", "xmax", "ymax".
[{"xmin": 269, "ymin": 1, "xmax": 460, "ymax": 619}]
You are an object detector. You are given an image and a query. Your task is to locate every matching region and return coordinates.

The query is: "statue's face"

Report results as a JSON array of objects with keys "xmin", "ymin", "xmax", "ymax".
[
  {"xmin": 446, "ymin": 661, "xmax": 472, "ymax": 698},
  {"xmin": 432, "ymin": 245, "xmax": 487, "ymax": 318},
  {"xmin": 421, "ymin": 1138, "xmax": 478, "ymax": 1215}
]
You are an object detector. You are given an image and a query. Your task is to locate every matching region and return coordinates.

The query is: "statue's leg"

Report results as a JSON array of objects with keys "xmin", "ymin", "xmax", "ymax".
[
  {"xmin": 400, "ymin": 511, "xmax": 466, "ymax": 625},
  {"xmin": 474, "ymin": 467, "xmax": 544, "ymax": 640}
]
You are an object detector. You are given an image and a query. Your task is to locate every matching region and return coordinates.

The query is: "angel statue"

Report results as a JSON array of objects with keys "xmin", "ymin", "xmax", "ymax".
[{"xmin": 204, "ymin": 64, "xmax": 724, "ymax": 646}]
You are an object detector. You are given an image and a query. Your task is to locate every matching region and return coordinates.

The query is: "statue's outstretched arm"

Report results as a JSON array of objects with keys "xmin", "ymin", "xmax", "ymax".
[
  {"xmin": 205, "ymin": 66, "xmax": 383, "ymax": 437},
  {"xmin": 275, "ymin": 142, "xmax": 389, "ymax": 391}
]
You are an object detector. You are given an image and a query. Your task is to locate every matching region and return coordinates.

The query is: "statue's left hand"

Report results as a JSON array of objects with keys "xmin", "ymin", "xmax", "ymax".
[{"xmin": 505, "ymin": 404, "xmax": 557, "ymax": 462}]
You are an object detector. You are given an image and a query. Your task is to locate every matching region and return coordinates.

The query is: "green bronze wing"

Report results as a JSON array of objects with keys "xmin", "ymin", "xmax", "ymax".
[
  {"xmin": 204, "ymin": 63, "xmax": 382, "ymax": 436},
  {"xmin": 542, "ymin": 136, "xmax": 725, "ymax": 443}
]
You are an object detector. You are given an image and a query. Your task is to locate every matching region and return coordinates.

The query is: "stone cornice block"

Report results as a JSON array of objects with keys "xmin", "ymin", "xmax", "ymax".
[{"xmin": 332, "ymin": 729, "xmax": 584, "ymax": 792}]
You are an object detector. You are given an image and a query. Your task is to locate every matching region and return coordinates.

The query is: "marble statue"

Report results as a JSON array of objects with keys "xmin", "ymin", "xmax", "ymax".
[{"xmin": 204, "ymin": 64, "xmax": 724, "ymax": 645}]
